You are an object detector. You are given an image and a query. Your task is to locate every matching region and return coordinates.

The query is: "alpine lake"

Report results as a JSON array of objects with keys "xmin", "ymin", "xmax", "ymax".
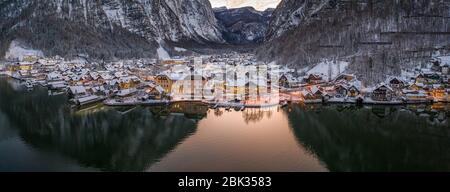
[{"xmin": 1, "ymin": 77, "xmax": 449, "ymax": 172}]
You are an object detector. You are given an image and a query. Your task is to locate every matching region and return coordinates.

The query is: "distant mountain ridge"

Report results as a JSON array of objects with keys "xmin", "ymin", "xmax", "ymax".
[
  {"xmin": 214, "ymin": 6, "xmax": 273, "ymax": 44},
  {"xmin": 0, "ymin": 0, "xmax": 225, "ymax": 59},
  {"xmin": 210, "ymin": 0, "xmax": 281, "ymax": 11}
]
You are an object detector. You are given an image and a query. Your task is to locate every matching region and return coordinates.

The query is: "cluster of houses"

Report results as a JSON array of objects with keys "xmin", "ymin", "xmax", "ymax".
[
  {"xmin": 1, "ymin": 53, "xmax": 449, "ymax": 108},
  {"xmin": 2, "ymin": 55, "xmax": 165, "ymax": 107},
  {"xmin": 278, "ymin": 56, "xmax": 450, "ymax": 104}
]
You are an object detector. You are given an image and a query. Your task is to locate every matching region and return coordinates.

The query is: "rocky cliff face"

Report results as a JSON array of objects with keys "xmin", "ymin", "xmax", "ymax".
[
  {"xmin": 265, "ymin": 0, "xmax": 331, "ymax": 41},
  {"xmin": 258, "ymin": 0, "xmax": 450, "ymax": 83},
  {"xmin": 214, "ymin": 6, "xmax": 272, "ymax": 44},
  {"xmin": 0, "ymin": 0, "xmax": 225, "ymax": 59}
]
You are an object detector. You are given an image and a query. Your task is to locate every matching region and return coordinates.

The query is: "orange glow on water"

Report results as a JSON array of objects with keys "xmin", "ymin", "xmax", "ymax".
[{"xmin": 148, "ymin": 108, "xmax": 328, "ymax": 172}]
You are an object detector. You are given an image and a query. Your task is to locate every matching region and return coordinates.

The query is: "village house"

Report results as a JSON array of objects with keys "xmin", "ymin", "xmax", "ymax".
[
  {"xmin": 68, "ymin": 86, "xmax": 88, "ymax": 98},
  {"xmin": 116, "ymin": 88, "xmax": 138, "ymax": 98},
  {"xmin": 430, "ymin": 84, "xmax": 446, "ymax": 102},
  {"xmin": 415, "ymin": 74, "xmax": 426, "ymax": 84},
  {"xmin": 145, "ymin": 83, "xmax": 165, "ymax": 100},
  {"xmin": 347, "ymin": 85, "xmax": 361, "ymax": 97},
  {"xmin": 371, "ymin": 84, "xmax": 396, "ymax": 101},
  {"xmin": 442, "ymin": 64, "xmax": 449, "ymax": 75},
  {"xmin": 334, "ymin": 74, "xmax": 356, "ymax": 83},
  {"xmin": 334, "ymin": 84, "xmax": 348, "ymax": 98},
  {"xmin": 388, "ymin": 77, "xmax": 406, "ymax": 90},
  {"xmin": 279, "ymin": 74, "xmax": 297, "ymax": 88},
  {"xmin": 407, "ymin": 82, "xmax": 424, "ymax": 91},
  {"xmin": 402, "ymin": 89, "xmax": 430, "ymax": 103},
  {"xmin": 304, "ymin": 74, "xmax": 324, "ymax": 85},
  {"xmin": 334, "ymin": 84, "xmax": 360, "ymax": 98},
  {"xmin": 302, "ymin": 86, "xmax": 324, "ymax": 101},
  {"xmin": 118, "ymin": 76, "xmax": 141, "ymax": 89},
  {"xmin": 155, "ymin": 73, "xmax": 187, "ymax": 94}
]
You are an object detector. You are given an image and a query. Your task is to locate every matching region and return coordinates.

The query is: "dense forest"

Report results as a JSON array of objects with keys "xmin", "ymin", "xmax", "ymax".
[{"xmin": 257, "ymin": 0, "xmax": 450, "ymax": 83}]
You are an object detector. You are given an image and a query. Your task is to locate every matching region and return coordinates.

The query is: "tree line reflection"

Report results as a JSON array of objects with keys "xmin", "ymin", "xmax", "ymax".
[
  {"xmin": 0, "ymin": 79, "xmax": 199, "ymax": 171},
  {"xmin": 287, "ymin": 104, "xmax": 450, "ymax": 171}
]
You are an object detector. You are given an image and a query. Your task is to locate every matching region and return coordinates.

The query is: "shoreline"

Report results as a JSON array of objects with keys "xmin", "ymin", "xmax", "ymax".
[{"xmin": 2, "ymin": 74, "xmax": 448, "ymax": 109}]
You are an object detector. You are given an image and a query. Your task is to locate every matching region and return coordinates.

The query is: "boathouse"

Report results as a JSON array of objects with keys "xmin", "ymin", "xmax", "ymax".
[
  {"xmin": 371, "ymin": 84, "xmax": 395, "ymax": 101},
  {"xmin": 334, "ymin": 84, "xmax": 348, "ymax": 98},
  {"xmin": 348, "ymin": 85, "xmax": 361, "ymax": 97}
]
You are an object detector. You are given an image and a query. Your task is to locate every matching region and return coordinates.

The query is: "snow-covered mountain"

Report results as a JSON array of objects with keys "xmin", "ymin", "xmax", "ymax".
[
  {"xmin": 210, "ymin": 0, "xmax": 280, "ymax": 11},
  {"xmin": 214, "ymin": 6, "xmax": 273, "ymax": 44},
  {"xmin": 258, "ymin": 0, "xmax": 450, "ymax": 84},
  {"xmin": 0, "ymin": 0, "xmax": 225, "ymax": 59},
  {"xmin": 265, "ymin": 0, "xmax": 331, "ymax": 40}
]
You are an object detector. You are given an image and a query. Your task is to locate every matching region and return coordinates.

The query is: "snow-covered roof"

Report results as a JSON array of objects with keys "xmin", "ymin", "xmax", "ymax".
[
  {"xmin": 281, "ymin": 74, "xmax": 298, "ymax": 83},
  {"xmin": 387, "ymin": 76, "xmax": 406, "ymax": 83},
  {"xmin": 69, "ymin": 86, "xmax": 87, "ymax": 94},
  {"xmin": 154, "ymin": 86, "xmax": 164, "ymax": 94},
  {"xmin": 432, "ymin": 84, "xmax": 443, "ymax": 88},
  {"xmin": 373, "ymin": 83, "xmax": 394, "ymax": 92},
  {"xmin": 311, "ymin": 86, "xmax": 322, "ymax": 94},
  {"xmin": 99, "ymin": 73, "xmax": 114, "ymax": 80},
  {"xmin": 117, "ymin": 88, "xmax": 137, "ymax": 97}
]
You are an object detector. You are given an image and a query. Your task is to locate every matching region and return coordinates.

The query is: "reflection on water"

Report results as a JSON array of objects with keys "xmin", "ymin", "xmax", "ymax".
[
  {"xmin": 0, "ymin": 78, "xmax": 449, "ymax": 171},
  {"xmin": 0, "ymin": 79, "xmax": 198, "ymax": 171},
  {"xmin": 148, "ymin": 106, "xmax": 327, "ymax": 172},
  {"xmin": 288, "ymin": 104, "xmax": 450, "ymax": 171}
]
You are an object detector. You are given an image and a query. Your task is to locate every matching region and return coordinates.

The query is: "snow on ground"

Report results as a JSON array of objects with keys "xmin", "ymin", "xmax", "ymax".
[
  {"xmin": 157, "ymin": 45, "xmax": 170, "ymax": 60},
  {"xmin": 305, "ymin": 60, "xmax": 349, "ymax": 80},
  {"xmin": 400, "ymin": 69, "xmax": 416, "ymax": 82},
  {"xmin": 438, "ymin": 56, "xmax": 450, "ymax": 65},
  {"xmin": 156, "ymin": 39, "xmax": 170, "ymax": 60},
  {"xmin": 102, "ymin": 3, "xmax": 127, "ymax": 30},
  {"xmin": 4, "ymin": 40, "xmax": 44, "ymax": 61},
  {"xmin": 432, "ymin": 50, "xmax": 450, "ymax": 66},
  {"xmin": 174, "ymin": 47, "xmax": 187, "ymax": 52}
]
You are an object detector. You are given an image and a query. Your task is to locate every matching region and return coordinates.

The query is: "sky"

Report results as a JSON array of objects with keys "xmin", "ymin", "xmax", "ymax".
[{"xmin": 209, "ymin": 0, "xmax": 281, "ymax": 11}]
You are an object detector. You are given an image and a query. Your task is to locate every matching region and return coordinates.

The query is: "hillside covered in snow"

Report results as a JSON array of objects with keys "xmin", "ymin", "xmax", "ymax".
[
  {"xmin": 0, "ymin": 0, "xmax": 225, "ymax": 59},
  {"xmin": 257, "ymin": 0, "xmax": 450, "ymax": 84}
]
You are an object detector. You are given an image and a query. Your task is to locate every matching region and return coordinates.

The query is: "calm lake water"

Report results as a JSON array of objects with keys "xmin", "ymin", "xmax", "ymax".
[{"xmin": 0, "ymin": 77, "xmax": 449, "ymax": 172}]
